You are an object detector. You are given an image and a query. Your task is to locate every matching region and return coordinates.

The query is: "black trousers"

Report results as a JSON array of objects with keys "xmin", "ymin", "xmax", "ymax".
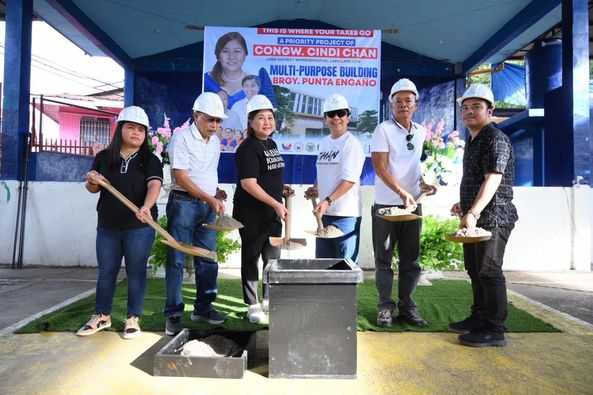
[
  {"xmin": 372, "ymin": 204, "xmax": 422, "ymax": 312},
  {"xmin": 233, "ymin": 206, "xmax": 281, "ymax": 306},
  {"xmin": 463, "ymin": 225, "xmax": 513, "ymax": 333}
]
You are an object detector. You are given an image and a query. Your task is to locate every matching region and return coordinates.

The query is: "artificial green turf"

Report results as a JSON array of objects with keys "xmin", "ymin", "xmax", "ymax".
[{"xmin": 16, "ymin": 278, "xmax": 559, "ymax": 334}]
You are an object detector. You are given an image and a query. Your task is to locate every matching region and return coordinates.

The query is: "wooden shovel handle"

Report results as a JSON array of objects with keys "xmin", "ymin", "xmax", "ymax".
[
  {"xmin": 96, "ymin": 178, "xmax": 175, "ymax": 243},
  {"xmin": 310, "ymin": 197, "xmax": 324, "ymax": 228},
  {"xmin": 285, "ymin": 193, "xmax": 293, "ymax": 240}
]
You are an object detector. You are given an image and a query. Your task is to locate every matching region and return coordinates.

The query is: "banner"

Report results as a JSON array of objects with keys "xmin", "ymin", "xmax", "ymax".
[{"xmin": 203, "ymin": 26, "xmax": 381, "ymax": 156}]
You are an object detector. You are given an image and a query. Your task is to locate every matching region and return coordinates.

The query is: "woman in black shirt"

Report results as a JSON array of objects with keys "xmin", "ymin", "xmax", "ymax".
[
  {"xmin": 233, "ymin": 95, "xmax": 288, "ymax": 324},
  {"xmin": 77, "ymin": 106, "xmax": 163, "ymax": 339}
]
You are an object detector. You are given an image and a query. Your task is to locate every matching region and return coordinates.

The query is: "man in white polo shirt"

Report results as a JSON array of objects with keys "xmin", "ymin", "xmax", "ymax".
[
  {"xmin": 164, "ymin": 92, "xmax": 227, "ymax": 336},
  {"xmin": 371, "ymin": 78, "xmax": 435, "ymax": 328}
]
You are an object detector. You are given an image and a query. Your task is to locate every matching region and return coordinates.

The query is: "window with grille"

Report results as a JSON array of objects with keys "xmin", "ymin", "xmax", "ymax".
[{"xmin": 80, "ymin": 117, "xmax": 111, "ymax": 146}]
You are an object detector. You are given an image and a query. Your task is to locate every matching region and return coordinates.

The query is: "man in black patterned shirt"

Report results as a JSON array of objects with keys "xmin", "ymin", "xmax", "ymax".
[{"xmin": 449, "ymin": 84, "xmax": 518, "ymax": 347}]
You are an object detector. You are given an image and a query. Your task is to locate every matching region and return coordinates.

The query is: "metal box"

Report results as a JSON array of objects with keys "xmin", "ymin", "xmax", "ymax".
[
  {"xmin": 154, "ymin": 329, "xmax": 249, "ymax": 379},
  {"xmin": 265, "ymin": 258, "xmax": 363, "ymax": 379}
]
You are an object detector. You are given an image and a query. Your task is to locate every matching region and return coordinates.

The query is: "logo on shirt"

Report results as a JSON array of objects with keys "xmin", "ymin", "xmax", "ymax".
[
  {"xmin": 318, "ymin": 149, "xmax": 340, "ymax": 162},
  {"xmin": 264, "ymin": 148, "xmax": 285, "ymax": 171}
]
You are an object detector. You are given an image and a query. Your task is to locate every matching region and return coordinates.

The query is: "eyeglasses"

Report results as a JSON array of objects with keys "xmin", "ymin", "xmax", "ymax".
[
  {"xmin": 202, "ymin": 115, "xmax": 223, "ymax": 124},
  {"xmin": 406, "ymin": 133, "xmax": 414, "ymax": 151},
  {"xmin": 325, "ymin": 109, "xmax": 349, "ymax": 118}
]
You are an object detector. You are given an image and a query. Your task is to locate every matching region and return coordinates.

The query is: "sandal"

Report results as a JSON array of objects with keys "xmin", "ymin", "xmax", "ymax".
[
  {"xmin": 123, "ymin": 316, "xmax": 141, "ymax": 339},
  {"xmin": 76, "ymin": 314, "xmax": 111, "ymax": 336}
]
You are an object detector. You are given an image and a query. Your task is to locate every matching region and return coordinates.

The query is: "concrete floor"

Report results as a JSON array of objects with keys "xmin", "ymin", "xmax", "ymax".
[
  {"xmin": 0, "ymin": 268, "xmax": 98, "ymax": 332},
  {"xmin": 1, "ymin": 267, "xmax": 593, "ymax": 394},
  {"xmin": 1, "ymin": 331, "xmax": 592, "ymax": 395}
]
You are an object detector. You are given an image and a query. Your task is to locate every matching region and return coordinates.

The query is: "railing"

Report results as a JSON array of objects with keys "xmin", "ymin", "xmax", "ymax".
[{"xmin": 31, "ymin": 137, "xmax": 99, "ymax": 156}]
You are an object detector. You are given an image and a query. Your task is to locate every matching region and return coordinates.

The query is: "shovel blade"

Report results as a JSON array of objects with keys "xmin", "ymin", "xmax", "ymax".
[
  {"xmin": 203, "ymin": 223, "xmax": 238, "ymax": 232},
  {"xmin": 305, "ymin": 226, "xmax": 344, "ymax": 239},
  {"xmin": 269, "ymin": 237, "xmax": 307, "ymax": 250},
  {"xmin": 269, "ymin": 236, "xmax": 284, "ymax": 248},
  {"xmin": 203, "ymin": 215, "xmax": 244, "ymax": 231},
  {"xmin": 160, "ymin": 239, "xmax": 217, "ymax": 260}
]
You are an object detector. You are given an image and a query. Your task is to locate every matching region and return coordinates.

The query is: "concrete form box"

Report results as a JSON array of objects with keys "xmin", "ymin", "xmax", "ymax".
[
  {"xmin": 265, "ymin": 258, "xmax": 363, "ymax": 379},
  {"xmin": 154, "ymin": 329, "xmax": 249, "ymax": 379}
]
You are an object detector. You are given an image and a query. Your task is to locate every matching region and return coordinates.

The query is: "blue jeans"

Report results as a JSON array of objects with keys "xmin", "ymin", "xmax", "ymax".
[
  {"xmin": 165, "ymin": 193, "xmax": 218, "ymax": 317},
  {"xmin": 315, "ymin": 216, "xmax": 362, "ymax": 263},
  {"xmin": 95, "ymin": 226, "xmax": 155, "ymax": 317}
]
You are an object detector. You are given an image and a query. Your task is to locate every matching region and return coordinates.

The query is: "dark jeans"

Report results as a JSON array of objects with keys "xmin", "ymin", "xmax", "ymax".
[
  {"xmin": 463, "ymin": 225, "xmax": 513, "ymax": 333},
  {"xmin": 234, "ymin": 206, "xmax": 281, "ymax": 306},
  {"xmin": 95, "ymin": 225, "xmax": 155, "ymax": 317},
  {"xmin": 164, "ymin": 192, "xmax": 218, "ymax": 317},
  {"xmin": 372, "ymin": 203, "xmax": 422, "ymax": 313},
  {"xmin": 315, "ymin": 215, "xmax": 362, "ymax": 263}
]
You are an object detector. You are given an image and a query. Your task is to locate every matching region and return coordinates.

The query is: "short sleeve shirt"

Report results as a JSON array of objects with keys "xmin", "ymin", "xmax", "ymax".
[
  {"xmin": 460, "ymin": 123, "xmax": 518, "ymax": 227},
  {"xmin": 91, "ymin": 150, "xmax": 163, "ymax": 229},
  {"xmin": 169, "ymin": 123, "xmax": 220, "ymax": 196},
  {"xmin": 233, "ymin": 136, "xmax": 284, "ymax": 215},
  {"xmin": 316, "ymin": 132, "xmax": 365, "ymax": 217},
  {"xmin": 371, "ymin": 119, "xmax": 426, "ymax": 205}
]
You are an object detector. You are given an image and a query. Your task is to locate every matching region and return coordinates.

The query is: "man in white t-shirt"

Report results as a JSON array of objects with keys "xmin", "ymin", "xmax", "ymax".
[
  {"xmin": 164, "ymin": 92, "xmax": 228, "ymax": 336},
  {"xmin": 305, "ymin": 94, "xmax": 365, "ymax": 261},
  {"xmin": 371, "ymin": 78, "xmax": 436, "ymax": 328}
]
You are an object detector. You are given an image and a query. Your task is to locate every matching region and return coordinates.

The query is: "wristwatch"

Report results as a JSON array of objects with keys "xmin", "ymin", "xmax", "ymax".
[{"xmin": 324, "ymin": 196, "xmax": 333, "ymax": 206}]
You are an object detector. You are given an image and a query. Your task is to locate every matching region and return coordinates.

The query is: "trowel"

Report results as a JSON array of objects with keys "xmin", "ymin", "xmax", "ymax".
[
  {"xmin": 96, "ymin": 179, "xmax": 217, "ymax": 260},
  {"xmin": 203, "ymin": 214, "xmax": 244, "ymax": 232},
  {"xmin": 269, "ymin": 193, "xmax": 307, "ymax": 250},
  {"xmin": 304, "ymin": 197, "xmax": 344, "ymax": 238}
]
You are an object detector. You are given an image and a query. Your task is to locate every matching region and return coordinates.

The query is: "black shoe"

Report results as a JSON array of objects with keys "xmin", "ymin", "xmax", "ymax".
[
  {"xmin": 165, "ymin": 316, "xmax": 182, "ymax": 336},
  {"xmin": 448, "ymin": 315, "xmax": 484, "ymax": 334},
  {"xmin": 190, "ymin": 309, "xmax": 226, "ymax": 325},
  {"xmin": 397, "ymin": 310, "xmax": 428, "ymax": 327},
  {"xmin": 458, "ymin": 330, "xmax": 506, "ymax": 347}
]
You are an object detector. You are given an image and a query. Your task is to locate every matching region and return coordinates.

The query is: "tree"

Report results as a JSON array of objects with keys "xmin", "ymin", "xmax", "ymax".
[{"xmin": 357, "ymin": 110, "xmax": 378, "ymax": 133}]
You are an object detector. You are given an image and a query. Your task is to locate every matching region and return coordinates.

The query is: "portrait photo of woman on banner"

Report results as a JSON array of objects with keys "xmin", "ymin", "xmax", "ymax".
[{"xmin": 203, "ymin": 31, "xmax": 276, "ymax": 110}]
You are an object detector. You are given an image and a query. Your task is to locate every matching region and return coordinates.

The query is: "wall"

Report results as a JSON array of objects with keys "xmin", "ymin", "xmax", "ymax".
[
  {"xmin": 31, "ymin": 151, "xmax": 93, "ymax": 182},
  {"xmin": 1, "ymin": 180, "xmax": 591, "ymax": 272},
  {"xmin": 57, "ymin": 111, "xmax": 81, "ymax": 141}
]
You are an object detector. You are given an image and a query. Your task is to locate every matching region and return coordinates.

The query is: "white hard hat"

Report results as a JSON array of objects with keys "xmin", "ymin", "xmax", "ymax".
[
  {"xmin": 457, "ymin": 84, "xmax": 495, "ymax": 107},
  {"xmin": 322, "ymin": 94, "xmax": 350, "ymax": 113},
  {"xmin": 246, "ymin": 94, "xmax": 275, "ymax": 116},
  {"xmin": 117, "ymin": 106, "xmax": 150, "ymax": 129},
  {"xmin": 389, "ymin": 78, "xmax": 419, "ymax": 102},
  {"xmin": 192, "ymin": 92, "xmax": 228, "ymax": 119}
]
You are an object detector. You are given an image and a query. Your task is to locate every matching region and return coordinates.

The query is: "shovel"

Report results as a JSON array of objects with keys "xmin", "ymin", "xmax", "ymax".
[
  {"xmin": 96, "ymin": 179, "xmax": 217, "ymax": 260},
  {"xmin": 376, "ymin": 191, "xmax": 430, "ymax": 222},
  {"xmin": 203, "ymin": 214, "xmax": 244, "ymax": 232},
  {"xmin": 304, "ymin": 197, "xmax": 344, "ymax": 238},
  {"xmin": 269, "ymin": 193, "xmax": 307, "ymax": 250}
]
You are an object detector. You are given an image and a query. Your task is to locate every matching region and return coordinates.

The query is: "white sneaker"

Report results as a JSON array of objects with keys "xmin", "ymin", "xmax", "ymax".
[
  {"xmin": 247, "ymin": 303, "xmax": 268, "ymax": 325},
  {"xmin": 123, "ymin": 316, "xmax": 141, "ymax": 339},
  {"xmin": 261, "ymin": 298, "xmax": 269, "ymax": 313}
]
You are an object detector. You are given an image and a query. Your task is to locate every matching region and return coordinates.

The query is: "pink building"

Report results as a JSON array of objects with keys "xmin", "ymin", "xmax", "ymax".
[{"xmin": 33, "ymin": 95, "xmax": 122, "ymax": 153}]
